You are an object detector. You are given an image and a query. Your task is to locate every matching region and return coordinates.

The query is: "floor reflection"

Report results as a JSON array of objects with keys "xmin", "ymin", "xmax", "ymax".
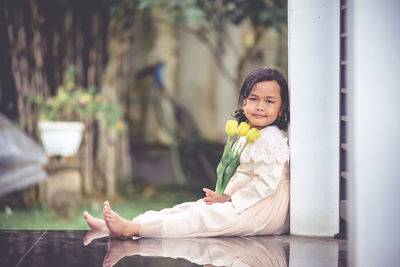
[
  {"xmin": 85, "ymin": 230, "xmax": 289, "ymax": 267},
  {"xmin": 0, "ymin": 230, "xmax": 344, "ymax": 266}
]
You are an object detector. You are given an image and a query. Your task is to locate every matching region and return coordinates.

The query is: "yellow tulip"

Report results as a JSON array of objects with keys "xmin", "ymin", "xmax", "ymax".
[
  {"xmin": 225, "ymin": 120, "xmax": 238, "ymax": 136},
  {"xmin": 237, "ymin": 122, "xmax": 250, "ymax": 136},
  {"xmin": 246, "ymin": 128, "xmax": 261, "ymax": 142}
]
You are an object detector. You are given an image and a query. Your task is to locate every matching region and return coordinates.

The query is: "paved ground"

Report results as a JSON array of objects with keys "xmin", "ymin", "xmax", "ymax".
[{"xmin": 0, "ymin": 230, "xmax": 347, "ymax": 266}]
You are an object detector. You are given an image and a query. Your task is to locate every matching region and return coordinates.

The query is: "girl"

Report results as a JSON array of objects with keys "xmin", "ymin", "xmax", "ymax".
[{"xmin": 84, "ymin": 67, "xmax": 290, "ymax": 238}]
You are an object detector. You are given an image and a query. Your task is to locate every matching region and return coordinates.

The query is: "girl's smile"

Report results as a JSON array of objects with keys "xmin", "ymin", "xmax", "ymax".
[
  {"xmin": 252, "ymin": 114, "xmax": 266, "ymax": 118},
  {"xmin": 243, "ymin": 80, "xmax": 283, "ymax": 130}
]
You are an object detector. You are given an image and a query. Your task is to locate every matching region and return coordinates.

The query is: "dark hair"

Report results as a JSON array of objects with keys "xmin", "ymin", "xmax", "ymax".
[{"xmin": 234, "ymin": 67, "xmax": 290, "ymax": 131}]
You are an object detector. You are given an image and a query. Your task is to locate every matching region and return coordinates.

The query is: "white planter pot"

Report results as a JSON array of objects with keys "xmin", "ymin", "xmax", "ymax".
[{"xmin": 38, "ymin": 121, "xmax": 85, "ymax": 157}]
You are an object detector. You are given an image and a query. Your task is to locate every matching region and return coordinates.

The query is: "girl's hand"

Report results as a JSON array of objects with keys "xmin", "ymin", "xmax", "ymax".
[{"xmin": 203, "ymin": 188, "xmax": 231, "ymax": 205}]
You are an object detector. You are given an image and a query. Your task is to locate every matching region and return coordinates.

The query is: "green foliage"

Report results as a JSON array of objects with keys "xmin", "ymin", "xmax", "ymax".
[
  {"xmin": 138, "ymin": 0, "xmax": 209, "ymax": 27},
  {"xmin": 108, "ymin": 0, "xmax": 287, "ymax": 31},
  {"xmin": 109, "ymin": 0, "xmax": 141, "ymax": 29},
  {"xmin": 28, "ymin": 65, "xmax": 126, "ymax": 132}
]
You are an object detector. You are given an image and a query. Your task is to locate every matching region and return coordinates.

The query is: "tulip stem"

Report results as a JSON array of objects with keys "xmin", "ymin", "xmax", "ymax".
[
  {"xmin": 238, "ymin": 140, "xmax": 249, "ymax": 156},
  {"xmin": 226, "ymin": 135, "xmax": 231, "ymax": 148},
  {"xmin": 232, "ymin": 137, "xmax": 240, "ymax": 151}
]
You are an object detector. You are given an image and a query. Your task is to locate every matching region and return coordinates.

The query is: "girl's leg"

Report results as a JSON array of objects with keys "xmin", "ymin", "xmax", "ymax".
[{"xmin": 103, "ymin": 201, "xmax": 140, "ymax": 238}]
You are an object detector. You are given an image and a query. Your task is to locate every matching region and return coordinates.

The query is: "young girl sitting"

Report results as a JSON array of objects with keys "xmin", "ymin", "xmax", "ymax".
[{"xmin": 84, "ymin": 67, "xmax": 290, "ymax": 238}]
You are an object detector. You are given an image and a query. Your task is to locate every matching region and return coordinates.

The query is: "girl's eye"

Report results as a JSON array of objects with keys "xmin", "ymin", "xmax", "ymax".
[
  {"xmin": 249, "ymin": 97, "xmax": 257, "ymax": 101},
  {"xmin": 266, "ymin": 100, "xmax": 274, "ymax": 104}
]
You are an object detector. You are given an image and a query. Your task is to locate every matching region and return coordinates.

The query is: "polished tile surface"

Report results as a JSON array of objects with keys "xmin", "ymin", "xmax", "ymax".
[{"xmin": 0, "ymin": 230, "xmax": 347, "ymax": 267}]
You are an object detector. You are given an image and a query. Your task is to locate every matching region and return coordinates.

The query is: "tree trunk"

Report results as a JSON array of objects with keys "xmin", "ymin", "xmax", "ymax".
[
  {"xmin": 98, "ymin": 21, "xmax": 133, "ymax": 198},
  {"xmin": 4, "ymin": 0, "xmax": 50, "ymax": 138},
  {"xmin": 81, "ymin": 13, "xmax": 106, "ymax": 195},
  {"xmin": 105, "ymin": 122, "xmax": 117, "ymax": 198},
  {"xmin": 82, "ymin": 119, "xmax": 94, "ymax": 194}
]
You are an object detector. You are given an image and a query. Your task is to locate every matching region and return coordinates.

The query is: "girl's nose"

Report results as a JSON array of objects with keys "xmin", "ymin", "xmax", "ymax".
[{"xmin": 256, "ymin": 104, "xmax": 264, "ymax": 111}]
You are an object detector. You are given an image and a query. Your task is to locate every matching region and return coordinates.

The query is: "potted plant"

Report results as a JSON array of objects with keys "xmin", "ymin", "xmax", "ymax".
[{"xmin": 29, "ymin": 66, "xmax": 125, "ymax": 157}]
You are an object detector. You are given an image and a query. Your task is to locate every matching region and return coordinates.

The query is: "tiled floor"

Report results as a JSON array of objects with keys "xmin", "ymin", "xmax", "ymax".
[{"xmin": 0, "ymin": 230, "xmax": 347, "ymax": 266}]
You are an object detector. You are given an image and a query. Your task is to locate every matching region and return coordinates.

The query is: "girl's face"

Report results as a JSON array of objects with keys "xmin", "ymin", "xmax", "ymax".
[{"xmin": 243, "ymin": 80, "xmax": 283, "ymax": 130}]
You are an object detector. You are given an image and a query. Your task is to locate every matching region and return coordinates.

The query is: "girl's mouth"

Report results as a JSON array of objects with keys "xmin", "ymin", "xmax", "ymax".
[{"xmin": 253, "ymin": 114, "xmax": 265, "ymax": 118}]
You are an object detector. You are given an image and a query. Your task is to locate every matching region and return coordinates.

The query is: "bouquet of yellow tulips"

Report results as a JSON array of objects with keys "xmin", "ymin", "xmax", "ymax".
[{"xmin": 215, "ymin": 120, "xmax": 261, "ymax": 194}]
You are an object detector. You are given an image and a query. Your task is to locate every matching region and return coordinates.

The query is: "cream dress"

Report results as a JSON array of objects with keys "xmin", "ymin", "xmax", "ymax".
[{"xmin": 132, "ymin": 125, "xmax": 290, "ymax": 238}]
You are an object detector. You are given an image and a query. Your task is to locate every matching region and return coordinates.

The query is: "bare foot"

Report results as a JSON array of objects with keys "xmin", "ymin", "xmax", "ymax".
[
  {"xmin": 83, "ymin": 211, "xmax": 109, "ymax": 245},
  {"xmin": 103, "ymin": 201, "xmax": 139, "ymax": 238},
  {"xmin": 83, "ymin": 211, "xmax": 108, "ymax": 231},
  {"xmin": 103, "ymin": 239, "xmax": 141, "ymax": 267}
]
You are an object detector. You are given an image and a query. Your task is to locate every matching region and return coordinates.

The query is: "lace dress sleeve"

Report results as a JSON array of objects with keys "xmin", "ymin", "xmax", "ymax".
[
  {"xmin": 241, "ymin": 126, "xmax": 289, "ymax": 164},
  {"xmin": 230, "ymin": 126, "xmax": 289, "ymax": 213}
]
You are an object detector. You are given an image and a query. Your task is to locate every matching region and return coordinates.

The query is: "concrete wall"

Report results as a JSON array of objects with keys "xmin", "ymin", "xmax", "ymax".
[
  {"xmin": 347, "ymin": 1, "xmax": 400, "ymax": 266},
  {"xmin": 288, "ymin": 0, "xmax": 340, "ymax": 236}
]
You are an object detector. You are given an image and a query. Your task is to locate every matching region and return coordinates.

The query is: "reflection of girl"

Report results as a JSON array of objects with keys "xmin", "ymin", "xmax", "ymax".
[
  {"xmin": 84, "ymin": 67, "xmax": 290, "ymax": 238},
  {"xmin": 102, "ymin": 236, "xmax": 288, "ymax": 267}
]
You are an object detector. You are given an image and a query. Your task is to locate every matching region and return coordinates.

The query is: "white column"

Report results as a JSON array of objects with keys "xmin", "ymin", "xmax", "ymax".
[
  {"xmin": 347, "ymin": 1, "xmax": 400, "ymax": 266},
  {"xmin": 288, "ymin": 0, "xmax": 340, "ymax": 236}
]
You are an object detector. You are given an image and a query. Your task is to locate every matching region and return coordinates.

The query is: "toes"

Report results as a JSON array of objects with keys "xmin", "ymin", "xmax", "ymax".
[
  {"xmin": 84, "ymin": 211, "xmax": 91, "ymax": 219},
  {"xmin": 103, "ymin": 201, "xmax": 112, "ymax": 214},
  {"xmin": 104, "ymin": 211, "xmax": 111, "ymax": 222}
]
